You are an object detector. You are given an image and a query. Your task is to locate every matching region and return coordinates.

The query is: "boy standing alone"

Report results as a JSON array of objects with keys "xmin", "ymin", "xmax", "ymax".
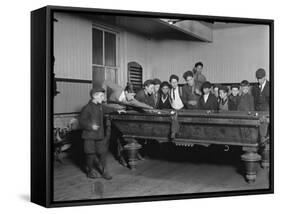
[{"xmin": 79, "ymin": 85, "xmax": 123, "ymax": 180}]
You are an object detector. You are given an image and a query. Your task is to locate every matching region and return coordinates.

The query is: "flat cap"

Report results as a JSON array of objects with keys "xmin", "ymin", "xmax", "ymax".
[
  {"xmin": 90, "ymin": 85, "xmax": 105, "ymax": 97},
  {"xmin": 230, "ymin": 84, "xmax": 240, "ymax": 89},
  {"xmin": 240, "ymin": 80, "xmax": 250, "ymax": 86},
  {"xmin": 219, "ymin": 85, "xmax": 229, "ymax": 93},
  {"xmin": 256, "ymin": 68, "xmax": 266, "ymax": 79}
]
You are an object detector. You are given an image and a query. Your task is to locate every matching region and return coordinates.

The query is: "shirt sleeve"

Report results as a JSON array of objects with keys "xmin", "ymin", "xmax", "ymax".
[
  {"xmin": 129, "ymin": 99, "xmax": 154, "ymax": 109},
  {"xmin": 102, "ymin": 103, "xmax": 123, "ymax": 113}
]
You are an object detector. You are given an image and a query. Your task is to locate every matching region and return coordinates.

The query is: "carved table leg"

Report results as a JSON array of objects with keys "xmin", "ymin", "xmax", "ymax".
[
  {"xmin": 123, "ymin": 138, "xmax": 142, "ymax": 170},
  {"xmin": 259, "ymin": 122, "xmax": 270, "ymax": 169},
  {"xmin": 261, "ymin": 143, "xmax": 270, "ymax": 168},
  {"xmin": 116, "ymin": 137, "xmax": 128, "ymax": 167},
  {"xmin": 241, "ymin": 147, "xmax": 261, "ymax": 183}
]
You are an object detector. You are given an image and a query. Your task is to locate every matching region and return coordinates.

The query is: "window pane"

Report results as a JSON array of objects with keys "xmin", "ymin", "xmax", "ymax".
[
  {"xmin": 92, "ymin": 28, "xmax": 103, "ymax": 65},
  {"xmin": 92, "ymin": 66, "xmax": 105, "ymax": 85},
  {"xmin": 106, "ymin": 67, "xmax": 117, "ymax": 83},
  {"xmin": 105, "ymin": 32, "xmax": 116, "ymax": 66}
]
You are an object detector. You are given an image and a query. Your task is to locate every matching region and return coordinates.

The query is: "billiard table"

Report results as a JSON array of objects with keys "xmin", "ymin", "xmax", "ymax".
[{"xmin": 105, "ymin": 109, "xmax": 270, "ymax": 183}]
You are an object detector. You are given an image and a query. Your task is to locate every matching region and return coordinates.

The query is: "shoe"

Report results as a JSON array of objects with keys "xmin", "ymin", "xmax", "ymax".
[
  {"xmin": 87, "ymin": 169, "xmax": 101, "ymax": 179},
  {"xmin": 102, "ymin": 171, "xmax": 113, "ymax": 180}
]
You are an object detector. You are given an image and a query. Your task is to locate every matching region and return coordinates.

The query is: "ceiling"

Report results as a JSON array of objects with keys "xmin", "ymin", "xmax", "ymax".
[
  {"xmin": 200, "ymin": 21, "xmax": 255, "ymax": 29},
  {"xmin": 80, "ymin": 14, "xmax": 211, "ymax": 42}
]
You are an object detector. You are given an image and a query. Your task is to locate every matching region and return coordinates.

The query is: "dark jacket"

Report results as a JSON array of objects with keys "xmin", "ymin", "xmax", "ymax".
[
  {"xmin": 158, "ymin": 94, "xmax": 172, "ymax": 109},
  {"xmin": 181, "ymin": 83, "xmax": 201, "ymax": 109},
  {"xmin": 237, "ymin": 93, "xmax": 254, "ymax": 111},
  {"xmin": 135, "ymin": 89, "xmax": 155, "ymax": 108},
  {"xmin": 198, "ymin": 93, "xmax": 219, "ymax": 111},
  {"xmin": 252, "ymin": 81, "xmax": 270, "ymax": 111},
  {"xmin": 193, "ymin": 70, "xmax": 207, "ymax": 88},
  {"xmin": 79, "ymin": 101, "xmax": 114, "ymax": 140},
  {"xmin": 228, "ymin": 95, "xmax": 241, "ymax": 111}
]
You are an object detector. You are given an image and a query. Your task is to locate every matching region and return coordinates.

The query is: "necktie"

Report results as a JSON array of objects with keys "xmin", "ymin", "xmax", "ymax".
[
  {"xmin": 173, "ymin": 89, "xmax": 175, "ymax": 100},
  {"xmin": 259, "ymin": 84, "xmax": 263, "ymax": 92}
]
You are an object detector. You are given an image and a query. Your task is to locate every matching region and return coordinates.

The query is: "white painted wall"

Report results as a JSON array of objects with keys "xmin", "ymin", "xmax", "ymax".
[
  {"xmin": 123, "ymin": 31, "xmax": 153, "ymax": 83},
  {"xmin": 151, "ymin": 25, "xmax": 269, "ymax": 84}
]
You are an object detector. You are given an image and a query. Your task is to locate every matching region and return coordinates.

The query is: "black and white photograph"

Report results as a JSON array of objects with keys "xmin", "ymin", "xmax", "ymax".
[
  {"xmin": 29, "ymin": 4, "xmax": 274, "ymax": 208},
  {"xmin": 50, "ymin": 8, "xmax": 272, "ymax": 203},
  {"xmin": 3, "ymin": 0, "xmax": 281, "ymax": 212}
]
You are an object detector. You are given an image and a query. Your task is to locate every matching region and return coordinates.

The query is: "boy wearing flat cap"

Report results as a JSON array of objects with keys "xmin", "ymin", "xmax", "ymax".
[
  {"xmin": 198, "ymin": 81, "xmax": 218, "ymax": 111},
  {"xmin": 103, "ymin": 80, "xmax": 153, "ymax": 109},
  {"xmin": 252, "ymin": 68, "xmax": 270, "ymax": 111},
  {"xmin": 79, "ymin": 85, "xmax": 123, "ymax": 180}
]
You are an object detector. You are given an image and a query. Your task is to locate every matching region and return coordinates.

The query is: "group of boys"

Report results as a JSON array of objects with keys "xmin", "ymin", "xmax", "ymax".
[
  {"xmin": 79, "ymin": 62, "xmax": 270, "ymax": 180},
  {"xmin": 133, "ymin": 63, "xmax": 269, "ymax": 112}
]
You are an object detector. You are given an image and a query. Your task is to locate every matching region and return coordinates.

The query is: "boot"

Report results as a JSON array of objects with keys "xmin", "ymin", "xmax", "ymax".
[
  {"xmin": 99, "ymin": 153, "xmax": 113, "ymax": 180},
  {"xmin": 86, "ymin": 154, "xmax": 101, "ymax": 179},
  {"xmin": 87, "ymin": 168, "xmax": 100, "ymax": 179},
  {"xmin": 92, "ymin": 154, "xmax": 104, "ymax": 174},
  {"xmin": 101, "ymin": 170, "xmax": 112, "ymax": 180}
]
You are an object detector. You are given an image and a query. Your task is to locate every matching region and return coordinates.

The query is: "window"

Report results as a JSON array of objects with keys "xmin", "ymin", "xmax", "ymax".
[{"xmin": 92, "ymin": 27, "xmax": 118, "ymax": 85}]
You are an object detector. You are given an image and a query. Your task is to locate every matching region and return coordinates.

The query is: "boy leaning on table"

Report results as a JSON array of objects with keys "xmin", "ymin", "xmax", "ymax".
[{"xmin": 79, "ymin": 85, "xmax": 125, "ymax": 180}]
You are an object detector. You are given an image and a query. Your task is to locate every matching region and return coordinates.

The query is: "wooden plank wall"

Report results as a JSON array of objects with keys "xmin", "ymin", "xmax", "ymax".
[{"xmin": 151, "ymin": 25, "xmax": 270, "ymax": 84}]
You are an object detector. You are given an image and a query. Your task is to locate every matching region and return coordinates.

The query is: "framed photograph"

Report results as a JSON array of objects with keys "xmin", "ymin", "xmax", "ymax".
[{"xmin": 31, "ymin": 5, "xmax": 274, "ymax": 207}]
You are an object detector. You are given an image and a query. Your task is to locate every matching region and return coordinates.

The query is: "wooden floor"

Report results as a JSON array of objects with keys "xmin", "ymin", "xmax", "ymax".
[{"xmin": 53, "ymin": 143, "xmax": 269, "ymax": 201}]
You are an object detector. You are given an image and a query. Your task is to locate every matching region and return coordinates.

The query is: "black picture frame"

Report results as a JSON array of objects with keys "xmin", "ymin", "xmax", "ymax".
[{"xmin": 31, "ymin": 5, "xmax": 274, "ymax": 208}]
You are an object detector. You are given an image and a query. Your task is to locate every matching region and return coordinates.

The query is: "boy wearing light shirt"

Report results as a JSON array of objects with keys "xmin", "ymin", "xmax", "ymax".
[{"xmin": 169, "ymin": 74, "xmax": 184, "ymax": 110}]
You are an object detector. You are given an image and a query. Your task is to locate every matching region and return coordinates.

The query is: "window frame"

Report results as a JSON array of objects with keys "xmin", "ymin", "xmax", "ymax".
[{"xmin": 92, "ymin": 25, "xmax": 119, "ymax": 83}]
